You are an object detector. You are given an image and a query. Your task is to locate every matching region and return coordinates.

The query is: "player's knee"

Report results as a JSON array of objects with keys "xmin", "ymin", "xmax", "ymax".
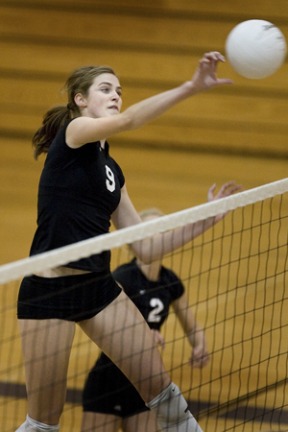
[
  {"xmin": 147, "ymin": 382, "xmax": 189, "ymax": 424},
  {"xmin": 146, "ymin": 382, "xmax": 203, "ymax": 431},
  {"xmin": 15, "ymin": 415, "xmax": 60, "ymax": 432}
]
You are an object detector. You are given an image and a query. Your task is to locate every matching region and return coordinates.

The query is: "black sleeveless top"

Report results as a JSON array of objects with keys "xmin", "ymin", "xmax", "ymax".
[
  {"xmin": 30, "ymin": 121, "xmax": 125, "ymax": 272},
  {"xmin": 113, "ymin": 258, "xmax": 184, "ymax": 329}
]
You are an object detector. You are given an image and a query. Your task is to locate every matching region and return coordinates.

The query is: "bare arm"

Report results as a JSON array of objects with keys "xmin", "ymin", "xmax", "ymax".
[
  {"xmin": 67, "ymin": 52, "xmax": 233, "ymax": 147},
  {"xmin": 172, "ymin": 293, "xmax": 209, "ymax": 368},
  {"xmin": 112, "ymin": 181, "xmax": 242, "ymax": 264}
]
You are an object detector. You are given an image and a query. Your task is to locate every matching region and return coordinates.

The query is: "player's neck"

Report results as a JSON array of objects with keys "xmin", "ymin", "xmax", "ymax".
[{"xmin": 136, "ymin": 259, "xmax": 161, "ymax": 281}]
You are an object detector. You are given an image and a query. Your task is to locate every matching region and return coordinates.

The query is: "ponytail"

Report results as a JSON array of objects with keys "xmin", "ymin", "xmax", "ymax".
[{"xmin": 32, "ymin": 106, "xmax": 71, "ymax": 159}]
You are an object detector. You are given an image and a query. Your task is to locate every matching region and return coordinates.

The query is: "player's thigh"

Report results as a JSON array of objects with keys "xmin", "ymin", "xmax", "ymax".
[
  {"xmin": 18, "ymin": 318, "xmax": 75, "ymax": 374},
  {"xmin": 18, "ymin": 318, "xmax": 75, "ymax": 422},
  {"xmin": 123, "ymin": 410, "xmax": 158, "ymax": 432},
  {"xmin": 78, "ymin": 290, "xmax": 170, "ymax": 401},
  {"xmin": 81, "ymin": 412, "xmax": 120, "ymax": 432},
  {"xmin": 79, "ymin": 289, "xmax": 156, "ymax": 362}
]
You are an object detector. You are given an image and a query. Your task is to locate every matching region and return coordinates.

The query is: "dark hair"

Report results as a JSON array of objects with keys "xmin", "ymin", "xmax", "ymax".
[{"xmin": 32, "ymin": 65, "xmax": 116, "ymax": 159}]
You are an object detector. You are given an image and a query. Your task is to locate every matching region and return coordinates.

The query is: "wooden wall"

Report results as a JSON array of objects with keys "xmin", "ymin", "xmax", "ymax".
[
  {"xmin": 1, "ymin": 0, "xmax": 288, "ymax": 155},
  {"xmin": 0, "ymin": 0, "xmax": 288, "ymax": 263}
]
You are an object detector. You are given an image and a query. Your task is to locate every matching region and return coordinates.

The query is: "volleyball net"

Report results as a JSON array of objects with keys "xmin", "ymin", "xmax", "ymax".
[{"xmin": 0, "ymin": 178, "xmax": 288, "ymax": 432}]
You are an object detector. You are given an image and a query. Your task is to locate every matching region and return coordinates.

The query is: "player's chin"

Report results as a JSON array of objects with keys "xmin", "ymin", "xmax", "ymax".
[{"xmin": 107, "ymin": 108, "xmax": 120, "ymax": 115}]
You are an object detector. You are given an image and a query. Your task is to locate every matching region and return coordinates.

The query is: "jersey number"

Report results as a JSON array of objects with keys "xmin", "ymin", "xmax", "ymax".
[
  {"xmin": 147, "ymin": 298, "xmax": 164, "ymax": 323},
  {"xmin": 105, "ymin": 165, "xmax": 116, "ymax": 192}
]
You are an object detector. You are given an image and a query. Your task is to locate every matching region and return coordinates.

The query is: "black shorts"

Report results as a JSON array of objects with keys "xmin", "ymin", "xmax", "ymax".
[
  {"xmin": 17, "ymin": 272, "xmax": 122, "ymax": 322},
  {"xmin": 82, "ymin": 354, "xmax": 149, "ymax": 418}
]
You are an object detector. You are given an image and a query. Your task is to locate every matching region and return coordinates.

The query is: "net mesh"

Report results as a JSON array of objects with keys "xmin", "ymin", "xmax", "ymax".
[{"xmin": 0, "ymin": 178, "xmax": 288, "ymax": 432}]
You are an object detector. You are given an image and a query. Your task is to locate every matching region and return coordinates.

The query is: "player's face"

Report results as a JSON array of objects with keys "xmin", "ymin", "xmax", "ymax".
[{"xmin": 85, "ymin": 73, "xmax": 122, "ymax": 118}]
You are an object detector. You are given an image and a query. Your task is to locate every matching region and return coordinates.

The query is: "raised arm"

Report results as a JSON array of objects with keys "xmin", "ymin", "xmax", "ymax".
[
  {"xmin": 172, "ymin": 293, "xmax": 209, "ymax": 368},
  {"xmin": 118, "ymin": 51, "xmax": 232, "ymax": 130},
  {"xmin": 112, "ymin": 181, "xmax": 242, "ymax": 264},
  {"xmin": 67, "ymin": 52, "xmax": 233, "ymax": 147}
]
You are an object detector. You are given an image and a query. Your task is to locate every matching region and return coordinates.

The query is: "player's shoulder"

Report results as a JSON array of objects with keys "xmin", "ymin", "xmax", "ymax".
[
  {"xmin": 160, "ymin": 266, "xmax": 185, "ymax": 297},
  {"xmin": 112, "ymin": 259, "xmax": 139, "ymax": 281},
  {"xmin": 161, "ymin": 265, "xmax": 180, "ymax": 280}
]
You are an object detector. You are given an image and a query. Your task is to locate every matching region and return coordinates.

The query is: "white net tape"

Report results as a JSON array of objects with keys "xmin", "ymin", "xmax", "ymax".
[{"xmin": 0, "ymin": 177, "xmax": 287, "ymax": 284}]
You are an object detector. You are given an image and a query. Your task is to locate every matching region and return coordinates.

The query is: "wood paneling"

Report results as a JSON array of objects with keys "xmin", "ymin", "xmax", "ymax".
[{"xmin": 0, "ymin": 1, "xmax": 288, "ymax": 156}]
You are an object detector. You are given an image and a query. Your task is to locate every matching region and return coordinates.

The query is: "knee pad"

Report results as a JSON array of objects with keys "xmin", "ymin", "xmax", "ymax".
[
  {"xmin": 15, "ymin": 415, "xmax": 60, "ymax": 432},
  {"xmin": 146, "ymin": 382, "xmax": 203, "ymax": 432}
]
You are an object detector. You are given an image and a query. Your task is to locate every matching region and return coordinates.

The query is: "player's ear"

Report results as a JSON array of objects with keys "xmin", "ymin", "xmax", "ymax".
[{"xmin": 74, "ymin": 93, "xmax": 87, "ymax": 108}]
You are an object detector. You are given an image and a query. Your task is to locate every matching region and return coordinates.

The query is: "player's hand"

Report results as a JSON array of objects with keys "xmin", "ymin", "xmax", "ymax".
[
  {"xmin": 189, "ymin": 329, "xmax": 209, "ymax": 368},
  {"xmin": 207, "ymin": 180, "xmax": 243, "ymax": 222},
  {"xmin": 208, "ymin": 180, "xmax": 243, "ymax": 202},
  {"xmin": 190, "ymin": 51, "xmax": 233, "ymax": 92},
  {"xmin": 151, "ymin": 330, "xmax": 165, "ymax": 349}
]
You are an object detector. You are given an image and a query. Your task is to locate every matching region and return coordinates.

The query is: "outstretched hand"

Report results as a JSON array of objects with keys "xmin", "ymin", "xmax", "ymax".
[
  {"xmin": 190, "ymin": 51, "xmax": 233, "ymax": 92},
  {"xmin": 208, "ymin": 180, "xmax": 242, "ymax": 202},
  {"xmin": 207, "ymin": 180, "xmax": 243, "ymax": 222}
]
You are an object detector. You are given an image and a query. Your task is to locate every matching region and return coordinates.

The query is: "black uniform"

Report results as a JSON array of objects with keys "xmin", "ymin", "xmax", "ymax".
[
  {"xmin": 18, "ymin": 121, "xmax": 125, "ymax": 321},
  {"xmin": 82, "ymin": 258, "xmax": 184, "ymax": 417}
]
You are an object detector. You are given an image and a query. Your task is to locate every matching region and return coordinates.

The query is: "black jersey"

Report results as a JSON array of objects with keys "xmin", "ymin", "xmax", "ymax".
[
  {"xmin": 113, "ymin": 258, "xmax": 184, "ymax": 330},
  {"xmin": 29, "ymin": 121, "xmax": 125, "ymax": 272}
]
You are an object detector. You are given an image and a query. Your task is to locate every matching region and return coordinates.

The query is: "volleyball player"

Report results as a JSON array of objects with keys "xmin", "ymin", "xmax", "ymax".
[
  {"xmin": 15, "ymin": 52, "xmax": 239, "ymax": 432},
  {"xmin": 81, "ymin": 208, "xmax": 210, "ymax": 432}
]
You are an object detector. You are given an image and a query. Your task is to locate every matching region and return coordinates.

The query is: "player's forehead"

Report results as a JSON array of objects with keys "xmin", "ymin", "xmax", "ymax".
[{"xmin": 93, "ymin": 73, "xmax": 121, "ymax": 88}]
